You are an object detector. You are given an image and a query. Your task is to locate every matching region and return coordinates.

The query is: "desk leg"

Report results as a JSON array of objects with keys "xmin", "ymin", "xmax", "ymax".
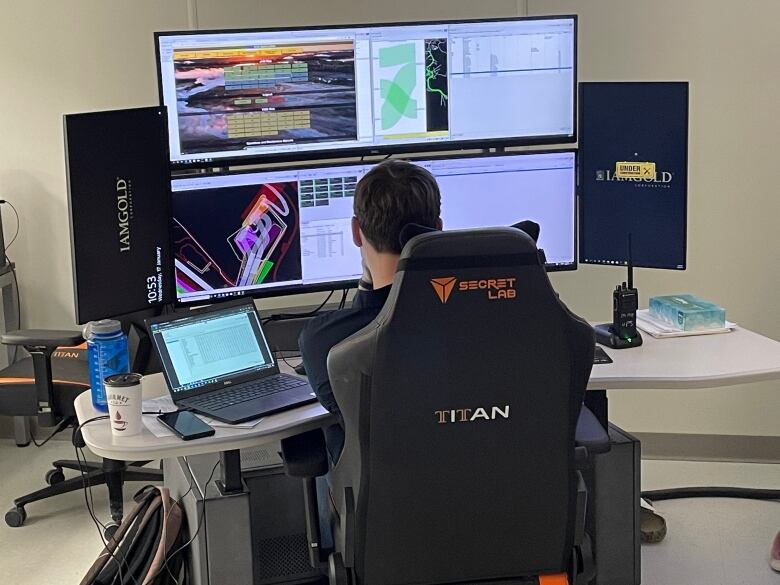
[
  {"xmin": 13, "ymin": 416, "xmax": 31, "ymax": 447},
  {"xmin": 103, "ymin": 458, "xmax": 127, "ymax": 527},
  {"xmin": 217, "ymin": 450, "xmax": 243, "ymax": 495},
  {"xmin": 585, "ymin": 389, "xmax": 608, "ymax": 430}
]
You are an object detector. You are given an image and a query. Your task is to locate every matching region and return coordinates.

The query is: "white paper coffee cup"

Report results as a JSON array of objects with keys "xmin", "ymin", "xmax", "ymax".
[{"xmin": 105, "ymin": 373, "xmax": 143, "ymax": 437}]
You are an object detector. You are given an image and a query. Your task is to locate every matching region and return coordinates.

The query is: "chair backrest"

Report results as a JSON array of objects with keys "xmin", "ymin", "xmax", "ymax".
[{"xmin": 327, "ymin": 227, "xmax": 594, "ymax": 585}]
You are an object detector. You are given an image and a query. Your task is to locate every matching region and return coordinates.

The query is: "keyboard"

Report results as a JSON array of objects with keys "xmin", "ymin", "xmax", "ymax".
[
  {"xmin": 593, "ymin": 345, "xmax": 613, "ymax": 364},
  {"xmin": 188, "ymin": 374, "xmax": 308, "ymax": 411}
]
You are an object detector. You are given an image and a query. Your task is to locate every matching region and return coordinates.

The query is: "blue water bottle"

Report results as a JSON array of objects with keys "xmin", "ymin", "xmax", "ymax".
[{"xmin": 85, "ymin": 319, "xmax": 129, "ymax": 412}]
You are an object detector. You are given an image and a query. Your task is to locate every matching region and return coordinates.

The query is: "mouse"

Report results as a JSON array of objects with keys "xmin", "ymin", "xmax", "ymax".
[{"xmin": 294, "ymin": 362, "xmax": 307, "ymax": 376}]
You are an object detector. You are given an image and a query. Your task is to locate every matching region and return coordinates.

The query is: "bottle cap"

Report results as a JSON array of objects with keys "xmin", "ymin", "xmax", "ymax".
[{"xmin": 84, "ymin": 319, "xmax": 122, "ymax": 338}]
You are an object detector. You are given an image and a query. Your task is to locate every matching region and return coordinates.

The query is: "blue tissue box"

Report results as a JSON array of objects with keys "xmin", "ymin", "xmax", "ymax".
[{"xmin": 649, "ymin": 295, "xmax": 726, "ymax": 331}]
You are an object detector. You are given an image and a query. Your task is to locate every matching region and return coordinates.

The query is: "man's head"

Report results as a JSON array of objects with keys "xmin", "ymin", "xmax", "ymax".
[{"xmin": 352, "ymin": 160, "xmax": 442, "ymax": 255}]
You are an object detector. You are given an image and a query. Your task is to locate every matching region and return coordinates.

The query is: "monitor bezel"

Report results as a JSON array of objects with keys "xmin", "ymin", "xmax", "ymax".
[
  {"xmin": 169, "ymin": 148, "xmax": 578, "ymax": 308},
  {"xmin": 154, "ymin": 15, "xmax": 578, "ymax": 170}
]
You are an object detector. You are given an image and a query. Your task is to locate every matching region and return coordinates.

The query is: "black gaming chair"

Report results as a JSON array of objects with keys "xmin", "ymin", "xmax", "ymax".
[
  {"xmin": 283, "ymin": 226, "xmax": 603, "ymax": 585},
  {"xmin": 0, "ymin": 330, "xmax": 161, "ymax": 536}
]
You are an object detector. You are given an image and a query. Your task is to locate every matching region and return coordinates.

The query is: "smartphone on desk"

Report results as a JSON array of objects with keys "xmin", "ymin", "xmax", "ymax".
[{"xmin": 158, "ymin": 411, "xmax": 215, "ymax": 441}]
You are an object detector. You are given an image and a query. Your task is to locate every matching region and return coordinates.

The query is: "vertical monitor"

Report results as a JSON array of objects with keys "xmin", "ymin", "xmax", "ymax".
[
  {"xmin": 170, "ymin": 151, "xmax": 576, "ymax": 304},
  {"xmin": 156, "ymin": 16, "xmax": 576, "ymax": 166},
  {"xmin": 579, "ymin": 82, "xmax": 688, "ymax": 269},
  {"xmin": 65, "ymin": 106, "xmax": 173, "ymax": 324}
]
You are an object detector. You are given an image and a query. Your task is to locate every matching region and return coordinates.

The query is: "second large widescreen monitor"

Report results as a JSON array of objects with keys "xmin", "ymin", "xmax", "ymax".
[
  {"xmin": 156, "ymin": 16, "xmax": 576, "ymax": 167},
  {"xmin": 170, "ymin": 151, "xmax": 576, "ymax": 304}
]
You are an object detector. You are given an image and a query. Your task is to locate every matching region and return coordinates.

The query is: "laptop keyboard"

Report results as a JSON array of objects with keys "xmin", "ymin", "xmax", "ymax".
[{"xmin": 188, "ymin": 375, "xmax": 309, "ymax": 411}]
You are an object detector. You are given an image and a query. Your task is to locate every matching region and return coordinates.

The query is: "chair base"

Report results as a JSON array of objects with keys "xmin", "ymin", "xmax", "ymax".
[{"xmin": 5, "ymin": 458, "xmax": 162, "ymax": 530}]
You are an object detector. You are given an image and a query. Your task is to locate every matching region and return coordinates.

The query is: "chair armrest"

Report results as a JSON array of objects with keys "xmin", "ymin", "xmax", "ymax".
[
  {"xmin": 1, "ymin": 329, "xmax": 84, "ymax": 348},
  {"xmin": 281, "ymin": 428, "xmax": 329, "ymax": 478},
  {"xmin": 575, "ymin": 406, "xmax": 611, "ymax": 455}
]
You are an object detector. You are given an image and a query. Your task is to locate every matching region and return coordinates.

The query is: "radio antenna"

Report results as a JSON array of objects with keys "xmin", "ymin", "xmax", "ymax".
[{"xmin": 627, "ymin": 233, "xmax": 634, "ymax": 290}]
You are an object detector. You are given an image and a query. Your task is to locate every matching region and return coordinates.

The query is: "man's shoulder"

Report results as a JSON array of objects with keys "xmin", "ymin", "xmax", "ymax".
[{"xmin": 300, "ymin": 306, "xmax": 379, "ymax": 354}]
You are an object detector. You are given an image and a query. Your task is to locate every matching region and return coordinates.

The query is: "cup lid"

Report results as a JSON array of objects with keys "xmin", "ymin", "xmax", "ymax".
[{"xmin": 104, "ymin": 373, "xmax": 142, "ymax": 387}]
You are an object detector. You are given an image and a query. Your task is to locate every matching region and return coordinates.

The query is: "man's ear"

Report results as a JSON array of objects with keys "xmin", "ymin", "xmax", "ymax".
[{"xmin": 351, "ymin": 216, "xmax": 362, "ymax": 248}]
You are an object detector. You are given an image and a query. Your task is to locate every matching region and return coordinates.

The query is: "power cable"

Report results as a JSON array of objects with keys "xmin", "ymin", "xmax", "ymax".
[
  {"xmin": 642, "ymin": 487, "xmax": 780, "ymax": 501},
  {"xmin": 261, "ymin": 290, "xmax": 335, "ymax": 324},
  {"xmin": 157, "ymin": 459, "xmax": 221, "ymax": 580}
]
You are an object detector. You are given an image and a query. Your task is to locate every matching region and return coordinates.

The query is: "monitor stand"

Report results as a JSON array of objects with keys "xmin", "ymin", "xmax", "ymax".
[{"xmin": 111, "ymin": 307, "xmax": 169, "ymax": 374}]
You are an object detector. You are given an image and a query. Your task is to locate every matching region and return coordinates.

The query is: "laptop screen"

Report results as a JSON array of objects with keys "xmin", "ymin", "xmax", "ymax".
[{"xmin": 149, "ymin": 302, "xmax": 275, "ymax": 394}]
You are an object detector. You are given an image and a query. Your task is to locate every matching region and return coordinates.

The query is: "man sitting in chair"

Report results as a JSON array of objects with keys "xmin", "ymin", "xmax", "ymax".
[
  {"xmin": 299, "ymin": 160, "xmax": 443, "ymax": 463},
  {"xmin": 299, "ymin": 160, "xmax": 551, "ymax": 554}
]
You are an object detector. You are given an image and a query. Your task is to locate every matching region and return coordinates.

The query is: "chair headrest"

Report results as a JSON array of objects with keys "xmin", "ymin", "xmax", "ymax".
[
  {"xmin": 397, "ymin": 225, "xmax": 542, "ymax": 275},
  {"xmin": 398, "ymin": 220, "xmax": 540, "ymax": 252}
]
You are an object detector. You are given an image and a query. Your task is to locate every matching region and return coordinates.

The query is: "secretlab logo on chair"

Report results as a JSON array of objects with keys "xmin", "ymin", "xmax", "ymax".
[
  {"xmin": 430, "ymin": 277, "xmax": 517, "ymax": 303},
  {"xmin": 435, "ymin": 405, "xmax": 510, "ymax": 424},
  {"xmin": 430, "ymin": 277, "xmax": 457, "ymax": 303}
]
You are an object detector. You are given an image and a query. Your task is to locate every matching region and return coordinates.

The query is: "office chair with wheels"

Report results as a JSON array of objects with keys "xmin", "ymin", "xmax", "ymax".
[
  {"xmin": 283, "ymin": 226, "xmax": 607, "ymax": 585},
  {"xmin": 0, "ymin": 330, "xmax": 161, "ymax": 537}
]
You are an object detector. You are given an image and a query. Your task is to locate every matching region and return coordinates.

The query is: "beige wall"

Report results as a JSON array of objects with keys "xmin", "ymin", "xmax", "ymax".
[
  {"xmin": 532, "ymin": 0, "xmax": 780, "ymax": 436},
  {"xmin": 192, "ymin": 0, "xmax": 522, "ymax": 28},
  {"xmin": 1, "ymin": 1, "xmax": 188, "ymax": 329}
]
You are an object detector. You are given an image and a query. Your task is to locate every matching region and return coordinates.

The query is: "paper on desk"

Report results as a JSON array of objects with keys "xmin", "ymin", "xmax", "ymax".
[
  {"xmin": 636, "ymin": 309, "xmax": 737, "ymax": 338},
  {"xmin": 142, "ymin": 395, "xmax": 178, "ymax": 414},
  {"xmin": 199, "ymin": 415, "xmax": 264, "ymax": 429},
  {"xmin": 141, "ymin": 395, "xmax": 179, "ymax": 438},
  {"xmin": 143, "ymin": 415, "xmax": 177, "ymax": 438},
  {"xmin": 141, "ymin": 407, "xmax": 264, "ymax": 439}
]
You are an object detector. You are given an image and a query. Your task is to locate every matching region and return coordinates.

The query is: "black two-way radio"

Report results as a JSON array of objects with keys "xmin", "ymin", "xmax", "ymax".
[{"xmin": 595, "ymin": 235, "xmax": 643, "ymax": 349}]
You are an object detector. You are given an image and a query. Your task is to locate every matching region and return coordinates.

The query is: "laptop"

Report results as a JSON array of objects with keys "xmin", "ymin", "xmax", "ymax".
[{"xmin": 146, "ymin": 299, "xmax": 316, "ymax": 424}]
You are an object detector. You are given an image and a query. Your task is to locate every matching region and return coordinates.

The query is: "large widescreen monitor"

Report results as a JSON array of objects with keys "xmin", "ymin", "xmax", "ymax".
[
  {"xmin": 170, "ymin": 151, "xmax": 576, "ymax": 304},
  {"xmin": 156, "ymin": 16, "xmax": 576, "ymax": 167}
]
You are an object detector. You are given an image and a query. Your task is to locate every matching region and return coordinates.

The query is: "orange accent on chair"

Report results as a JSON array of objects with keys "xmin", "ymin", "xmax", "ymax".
[
  {"xmin": 0, "ymin": 377, "xmax": 89, "ymax": 387},
  {"xmin": 430, "ymin": 277, "xmax": 457, "ymax": 304}
]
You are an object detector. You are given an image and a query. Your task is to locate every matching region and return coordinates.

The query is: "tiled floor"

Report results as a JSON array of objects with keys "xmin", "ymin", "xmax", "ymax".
[{"xmin": 0, "ymin": 439, "xmax": 777, "ymax": 584}]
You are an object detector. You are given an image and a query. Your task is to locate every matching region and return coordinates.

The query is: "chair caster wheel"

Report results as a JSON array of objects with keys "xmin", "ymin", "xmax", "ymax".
[
  {"xmin": 5, "ymin": 506, "xmax": 27, "ymax": 528},
  {"xmin": 45, "ymin": 468, "xmax": 65, "ymax": 485},
  {"xmin": 104, "ymin": 522, "xmax": 120, "ymax": 541}
]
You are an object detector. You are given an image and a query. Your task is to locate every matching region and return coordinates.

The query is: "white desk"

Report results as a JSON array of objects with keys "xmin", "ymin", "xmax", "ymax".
[
  {"xmin": 76, "ymin": 327, "xmax": 780, "ymax": 463},
  {"xmin": 589, "ymin": 327, "xmax": 780, "ymax": 390},
  {"xmin": 74, "ymin": 368, "xmax": 331, "ymax": 462}
]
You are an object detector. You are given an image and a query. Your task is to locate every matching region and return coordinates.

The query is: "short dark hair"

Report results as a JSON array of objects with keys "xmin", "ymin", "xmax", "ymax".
[{"xmin": 353, "ymin": 160, "xmax": 441, "ymax": 254}]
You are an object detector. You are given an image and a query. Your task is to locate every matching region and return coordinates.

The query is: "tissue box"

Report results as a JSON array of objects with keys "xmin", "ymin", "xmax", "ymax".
[{"xmin": 649, "ymin": 295, "xmax": 726, "ymax": 331}]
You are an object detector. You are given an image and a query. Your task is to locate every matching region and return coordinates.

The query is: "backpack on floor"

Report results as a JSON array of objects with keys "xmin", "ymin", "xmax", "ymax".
[{"xmin": 80, "ymin": 486, "xmax": 188, "ymax": 585}]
